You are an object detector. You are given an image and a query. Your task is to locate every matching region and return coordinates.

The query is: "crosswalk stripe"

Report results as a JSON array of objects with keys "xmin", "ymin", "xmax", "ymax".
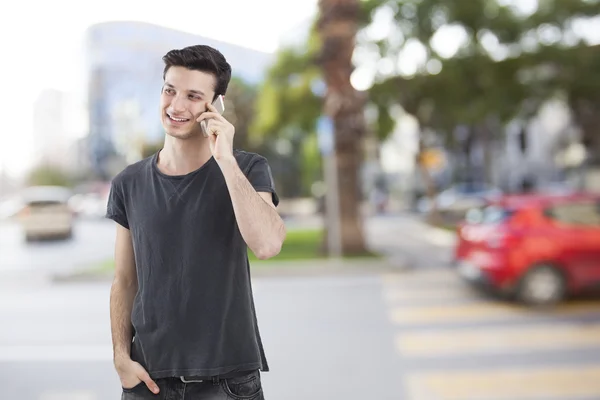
[
  {"xmin": 383, "ymin": 285, "xmax": 479, "ymax": 303},
  {"xmin": 405, "ymin": 365, "xmax": 600, "ymax": 400},
  {"xmin": 390, "ymin": 301, "xmax": 600, "ymax": 325},
  {"xmin": 381, "ymin": 270, "xmax": 458, "ymax": 285},
  {"xmin": 397, "ymin": 323, "xmax": 600, "ymax": 356}
]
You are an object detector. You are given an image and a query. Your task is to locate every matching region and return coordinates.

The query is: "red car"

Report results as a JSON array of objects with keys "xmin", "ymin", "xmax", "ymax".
[{"xmin": 454, "ymin": 192, "xmax": 600, "ymax": 306}]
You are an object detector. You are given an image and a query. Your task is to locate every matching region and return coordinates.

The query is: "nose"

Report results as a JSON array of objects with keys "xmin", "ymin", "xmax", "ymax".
[{"xmin": 170, "ymin": 93, "xmax": 186, "ymax": 113}]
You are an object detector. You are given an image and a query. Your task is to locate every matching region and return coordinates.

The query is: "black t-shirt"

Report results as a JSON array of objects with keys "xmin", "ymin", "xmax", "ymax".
[{"xmin": 105, "ymin": 149, "xmax": 278, "ymax": 379}]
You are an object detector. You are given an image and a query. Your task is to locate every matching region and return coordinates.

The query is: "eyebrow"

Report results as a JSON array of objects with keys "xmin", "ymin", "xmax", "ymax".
[{"xmin": 164, "ymin": 83, "xmax": 206, "ymax": 97}]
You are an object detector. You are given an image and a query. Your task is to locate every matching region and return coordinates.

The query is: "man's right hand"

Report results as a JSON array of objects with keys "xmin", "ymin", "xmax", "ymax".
[{"xmin": 115, "ymin": 357, "xmax": 160, "ymax": 394}]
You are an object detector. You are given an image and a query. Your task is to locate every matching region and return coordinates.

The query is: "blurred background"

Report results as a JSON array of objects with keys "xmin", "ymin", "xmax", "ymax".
[{"xmin": 1, "ymin": 0, "xmax": 600, "ymax": 399}]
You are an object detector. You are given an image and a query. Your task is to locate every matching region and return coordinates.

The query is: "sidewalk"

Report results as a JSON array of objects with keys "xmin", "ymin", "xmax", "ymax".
[
  {"xmin": 364, "ymin": 212, "xmax": 456, "ymax": 270},
  {"xmin": 51, "ymin": 212, "xmax": 454, "ymax": 283}
]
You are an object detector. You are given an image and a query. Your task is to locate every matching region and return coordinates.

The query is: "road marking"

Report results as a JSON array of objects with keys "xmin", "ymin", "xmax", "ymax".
[
  {"xmin": 383, "ymin": 285, "xmax": 478, "ymax": 303},
  {"xmin": 390, "ymin": 301, "xmax": 600, "ymax": 325},
  {"xmin": 405, "ymin": 365, "xmax": 600, "ymax": 400},
  {"xmin": 381, "ymin": 270, "xmax": 460, "ymax": 287},
  {"xmin": 397, "ymin": 323, "xmax": 600, "ymax": 356},
  {"xmin": 0, "ymin": 345, "xmax": 113, "ymax": 362}
]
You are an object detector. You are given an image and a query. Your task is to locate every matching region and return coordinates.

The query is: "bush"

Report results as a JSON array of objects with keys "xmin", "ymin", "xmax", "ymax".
[{"xmin": 27, "ymin": 165, "xmax": 74, "ymax": 187}]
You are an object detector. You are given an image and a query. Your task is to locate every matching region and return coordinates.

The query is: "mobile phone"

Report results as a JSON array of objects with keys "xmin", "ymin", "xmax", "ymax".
[{"xmin": 200, "ymin": 95, "xmax": 225, "ymax": 137}]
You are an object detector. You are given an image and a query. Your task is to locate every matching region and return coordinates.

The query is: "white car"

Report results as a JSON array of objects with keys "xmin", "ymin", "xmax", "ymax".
[
  {"xmin": 18, "ymin": 186, "xmax": 74, "ymax": 242},
  {"xmin": 418, "ymin": 183, "xmax": 502, "ymax": 215}
]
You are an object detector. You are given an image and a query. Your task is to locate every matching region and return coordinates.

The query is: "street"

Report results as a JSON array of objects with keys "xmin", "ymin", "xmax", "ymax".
[
  {"xmin": 0, "ymin": 218, "xmax": 115, "ymax": 277},
  {"xmin": 1, "ymin": 214, "xmax": 600, "ymax": 399}
]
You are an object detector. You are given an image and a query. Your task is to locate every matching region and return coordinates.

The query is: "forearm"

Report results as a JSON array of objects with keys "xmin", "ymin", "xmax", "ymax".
[
  {"xmin": 219, "ymin": 158, "xmax": 286, "ymax": 259},
  {"xmin": 110, "ymin": 278, "xmax": 137, "ymax": 364}
]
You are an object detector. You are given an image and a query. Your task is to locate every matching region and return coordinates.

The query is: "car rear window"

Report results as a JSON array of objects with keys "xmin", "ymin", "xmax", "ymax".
[
  {"xmin": 466, "ymin": 206, "xmax": 514, "ymax": 224},
  {"xmin": 544, "ymin": 201, "xmax": 600, "ymax": 226},
  {"xmin": 482, "ymin": 206, "xmax": 514, "ymax": 224}
]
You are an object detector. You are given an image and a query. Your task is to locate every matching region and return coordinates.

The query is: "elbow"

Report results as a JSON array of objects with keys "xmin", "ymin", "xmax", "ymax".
[
  {"xmin": 254, "ymin": 242, "xmax": 282, "ymax": 260},
  {"xmin": 254, "ymin": 232, "xmax": 285, "ymax": 260},
  {"xmin": 252, "ymin": 225, "xmax": 286, "ymax": 260}
]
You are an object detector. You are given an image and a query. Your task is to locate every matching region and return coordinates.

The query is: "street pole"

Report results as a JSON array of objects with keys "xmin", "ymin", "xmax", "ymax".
[
  {"xmin": 324, "ymin": 151, "xmax": 342, "ymax": 259},
  {"xmin": 317, "ymin": 116, "xmax": 342, "ymax": 259}
]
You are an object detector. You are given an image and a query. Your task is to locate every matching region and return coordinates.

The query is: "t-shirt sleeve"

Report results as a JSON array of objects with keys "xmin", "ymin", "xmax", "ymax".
[
  {"xmin": 105, "ymin": 178, "xmax": 130, "ymax": 229},
  {"xmin": 246, "ymin": 156, "xmax": 280, "ymax": 207}
]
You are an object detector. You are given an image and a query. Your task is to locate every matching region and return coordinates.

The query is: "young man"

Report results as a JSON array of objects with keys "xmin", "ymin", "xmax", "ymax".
[{"xmin": 106, "ymin": 45, "xmax": 285, "ymax": 400}]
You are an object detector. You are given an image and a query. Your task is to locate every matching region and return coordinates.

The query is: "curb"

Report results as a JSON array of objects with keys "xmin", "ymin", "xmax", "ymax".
[{"xmin": 51, "ymin": 254, "xmax": 412, "ymax": 284}]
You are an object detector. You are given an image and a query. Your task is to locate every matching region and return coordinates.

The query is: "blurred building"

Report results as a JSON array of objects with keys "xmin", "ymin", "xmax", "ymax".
[
  {"xmin": 83, "ymin": 21, "xmax": 274, "ymax": 178},
  {"xmin": 495, "ymin": 99, "xmax": 580, "ymax": 192},
  {"xmin": 376, "ymin": 97, "xmax": 584, "ymax": 208}
]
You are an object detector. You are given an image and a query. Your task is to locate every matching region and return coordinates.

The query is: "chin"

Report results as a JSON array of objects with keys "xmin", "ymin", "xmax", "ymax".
[
  {"xmin": 165, "ymin": 129, "xmax": 196, "ymax": 140},
  {"xmin": 162, "ymin": 123, "xmax": 197, "ymax": 140}
]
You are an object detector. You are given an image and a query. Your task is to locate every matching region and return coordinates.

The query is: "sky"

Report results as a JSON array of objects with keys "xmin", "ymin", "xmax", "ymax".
[{"xmin": 0, "ymin": 0, "xmax": 318, "ymax": 178}]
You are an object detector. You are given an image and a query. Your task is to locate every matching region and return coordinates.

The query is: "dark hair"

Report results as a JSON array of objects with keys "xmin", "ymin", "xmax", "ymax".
[{"xmin": 162, "ymin": 45, "xmax": 232, "ymax": 99}]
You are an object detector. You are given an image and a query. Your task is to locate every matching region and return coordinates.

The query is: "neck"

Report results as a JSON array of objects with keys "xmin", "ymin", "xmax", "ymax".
[{"xmin": 157, "ymin": 135, "xmax": 213, "ymax": 175}]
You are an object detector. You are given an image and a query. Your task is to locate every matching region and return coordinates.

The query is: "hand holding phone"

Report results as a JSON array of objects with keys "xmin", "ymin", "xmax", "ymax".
[{"xmin": 200, "ymin": 95, "xmax": 225, "ymax": 137}]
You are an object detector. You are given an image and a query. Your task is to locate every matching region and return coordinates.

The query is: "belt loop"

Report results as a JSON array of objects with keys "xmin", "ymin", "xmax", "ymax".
[{"xmin": 212, "ymin": 376, "xmax": 220, "ymax": 386}]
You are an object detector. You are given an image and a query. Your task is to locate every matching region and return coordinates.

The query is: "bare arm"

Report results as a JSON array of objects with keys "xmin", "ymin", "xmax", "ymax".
[
  {"xmin": 109, "ymin": 224, "xmax": 159, "ymax": 393},
  {"xmin": 110, "ymin": 224, "xmax": 137, "ymax": 363},
  {"xmin": 197, "ymin": 102, "xmax": 286, "ymax": 259},
  {"xmin": 218, "ymin": 158, "xmax": 286, "ymax": 259}
]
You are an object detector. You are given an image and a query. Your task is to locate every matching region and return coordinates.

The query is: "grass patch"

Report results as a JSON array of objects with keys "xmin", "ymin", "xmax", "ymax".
[
  {"xmin": 435, "ymin": 224, "xmax": 457, "ymax": 232},
  {"xmin": 249, "ymin": 229, "xmax": 381, "ymax": 263},
  {"xmin": 86, "ymin": 229, "xmax": 380, "ymax": 273},
  {"xmin": 92, "ymin": 259, "xmax": 117, "ymax": 273},
  {"xmin": 249, "ymin": 229, "xmax": 323, "ymax": 262}
]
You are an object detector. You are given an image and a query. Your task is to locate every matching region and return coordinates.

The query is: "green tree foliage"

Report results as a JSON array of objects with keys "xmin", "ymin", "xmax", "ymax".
[
  {"xmin": 250, "ymin": 34, "xmax": 323, "ymax": 143},
  {"xmin": 249, "ymin": 28, "xmax": 325, "ymax": 197},
  {"xmin": 254, "ymin": 0, "xmax": 600, "ymax": 159},
  {"xmin": 27, "ymin": 165, "xmax": 74, "ymax": 188},
  {"xmin": 223, "ymin": 77, "xmax": 261, "ymax": 151},
  {"xmin": 362, "ymin": 0, "xmax": 600, "ymax": 151}
]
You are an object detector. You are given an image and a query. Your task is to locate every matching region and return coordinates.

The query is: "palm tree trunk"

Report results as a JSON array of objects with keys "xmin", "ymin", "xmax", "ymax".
[{"xmin": 317, "ymin": 0, "xmax": 368, "ymax": 255}]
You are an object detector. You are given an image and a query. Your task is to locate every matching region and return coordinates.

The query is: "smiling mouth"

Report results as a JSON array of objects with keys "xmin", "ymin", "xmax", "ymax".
[{"xmin": 167, "ymin": 112, "xmax": 190, "ymax": 123}]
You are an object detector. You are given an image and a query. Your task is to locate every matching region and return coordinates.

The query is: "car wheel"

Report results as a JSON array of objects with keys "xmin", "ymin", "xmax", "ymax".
[{"xmin": 517, "ymin": 264, "xmax": 566, "ymax": 307}]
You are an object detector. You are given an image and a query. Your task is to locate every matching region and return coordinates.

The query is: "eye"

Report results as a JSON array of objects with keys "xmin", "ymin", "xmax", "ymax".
[
  {"xmin": 189, "ymin": 95, "xmax": 201, "ymax": 100},
  {"xmin": 164, "ymin": 88, "xmax": 175, "ymax": 95}
]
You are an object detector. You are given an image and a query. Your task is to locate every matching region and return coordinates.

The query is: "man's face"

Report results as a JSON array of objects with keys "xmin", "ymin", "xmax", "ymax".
[{"xmin": 160, "ymin": 66, "xmax": 217, "ymax": 140}]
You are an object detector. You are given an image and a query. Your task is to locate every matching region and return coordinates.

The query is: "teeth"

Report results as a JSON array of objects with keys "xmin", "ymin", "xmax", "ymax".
[{"xmin": 168, "ymin": 114, "xmax": 188, "ymax": 122}]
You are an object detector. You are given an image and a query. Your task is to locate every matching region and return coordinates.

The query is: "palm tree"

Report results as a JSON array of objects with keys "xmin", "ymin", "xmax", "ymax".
[{"xmin": 317, "ymin": 0, "xmax": 368, "ymax": 255}]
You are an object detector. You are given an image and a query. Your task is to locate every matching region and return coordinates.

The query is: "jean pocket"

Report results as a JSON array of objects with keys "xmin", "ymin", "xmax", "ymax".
[
  {"xmin": 122, "ymin": 381, "xmax": 146, "ymax": 393},
  {"xmin": 221, "ymin": 370, "xmax": 262, "ymax": 399}
]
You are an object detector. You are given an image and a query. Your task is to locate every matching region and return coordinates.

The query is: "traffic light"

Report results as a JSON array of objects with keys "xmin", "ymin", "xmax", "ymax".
[{"xmin": 420, "ymin": 149, "xmax": 444, "ymax": 170}]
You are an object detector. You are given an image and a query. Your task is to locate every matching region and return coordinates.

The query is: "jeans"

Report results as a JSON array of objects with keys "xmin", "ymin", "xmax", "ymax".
[{"xmin": 121, "ymin": 370, "xmax": 264, "ymax": 400}]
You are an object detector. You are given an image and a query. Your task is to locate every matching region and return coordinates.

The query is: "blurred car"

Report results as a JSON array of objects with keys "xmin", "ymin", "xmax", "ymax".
[
  {"xmin": 454, "ymin": 192, "xmax": 600, "ymax": 306},
  {"xmin": 17, "ymin": 186, "xmax": 74, "ymax": 242},
  {"xmin": 417, "ymin": 182, "xmax": 502, "ymax": 219}
]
